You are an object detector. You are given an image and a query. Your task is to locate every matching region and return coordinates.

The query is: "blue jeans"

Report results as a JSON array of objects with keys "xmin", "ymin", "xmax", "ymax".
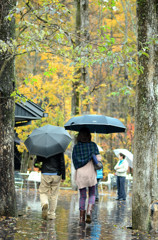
[{"xmin": 117, "ymin": 176, "xmax": 126, "ymax": 200}]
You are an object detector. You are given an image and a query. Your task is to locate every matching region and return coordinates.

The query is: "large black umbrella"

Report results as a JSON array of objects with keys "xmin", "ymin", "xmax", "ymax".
[
  {"xmin": 24, "ymin": 125, "xmax": 72, "ymax": 158},
  {"xmin": 64, "ymin": 115, "xmax": 126, "ymax": 133}
]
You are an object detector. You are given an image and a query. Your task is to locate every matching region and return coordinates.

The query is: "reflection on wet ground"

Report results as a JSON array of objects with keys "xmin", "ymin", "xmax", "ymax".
[{"xmin": 0, "ymin": 189, "xmax": 158, "ymax": 240}]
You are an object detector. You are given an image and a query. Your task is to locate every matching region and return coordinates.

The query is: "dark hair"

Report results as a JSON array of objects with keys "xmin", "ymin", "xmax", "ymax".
[
  {"xmin": 77, "ymin": 127, "xmax": 91, "ymax": 143},
  {"xmin": 119, "ymin": 153, "xmax": 125, "ymax": 159}
]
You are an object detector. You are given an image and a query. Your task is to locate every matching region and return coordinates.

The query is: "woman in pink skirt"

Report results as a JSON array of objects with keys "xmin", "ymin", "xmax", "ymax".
[{"xmin": 72, "ymin": 127, "xmax": 101, "ymax": 226}]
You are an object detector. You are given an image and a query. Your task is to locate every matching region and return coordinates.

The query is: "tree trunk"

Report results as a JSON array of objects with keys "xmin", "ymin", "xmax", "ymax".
[
  {"xmin": 80, "ymin": 0, "xmax": 90, "ymax": 114},
  {"xmin": 71, "ymin": 0, "xmax": 90, "ymax": 115},
  {"xmin": 71, "ymin": 0, "xmax": 90, "ymax": 190},
  {"xmin": 71, "ymin": 0, "xmax": 80, "ymax": 117},
  {"xmin": 132, "ymin": 0, "xmax": 158, "ymax": 232},
  {"xmin": 20, "ymin": 150, "xmax": 30, "ymax": 173},
  {"xmin": 0, "ymin": 0, "xmax": 16, "ymax": 216},
  {"xmin": 71, "ymin": 0, "xmax": 81, "ymax": 190}
]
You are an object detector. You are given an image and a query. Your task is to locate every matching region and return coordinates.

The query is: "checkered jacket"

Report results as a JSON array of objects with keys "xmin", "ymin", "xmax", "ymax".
[{"xmin": 72, "ymin": 141, "xmax": 99, "ymax": 170}]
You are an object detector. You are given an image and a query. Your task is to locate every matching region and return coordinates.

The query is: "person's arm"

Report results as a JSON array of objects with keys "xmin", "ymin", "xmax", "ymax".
[
  {"xmin": 92, "ymin": 154, "xmax": 99, "ymax": 164},
  {"xmin": 92, "ymin": 143, "xmax": 102, "ymax": 165},
  {"xmin": 116, "ymin": 161, "xmax": 128, "ymax": 172},
  {"xmin": 96, "ymin": 154, "xmax": 102, "ymax": 161}
]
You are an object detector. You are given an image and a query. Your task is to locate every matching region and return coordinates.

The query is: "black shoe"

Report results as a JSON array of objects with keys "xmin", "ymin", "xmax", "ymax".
[{"xmin": 119, "ymin": 198, "xmax": 126, "ymax": 201}]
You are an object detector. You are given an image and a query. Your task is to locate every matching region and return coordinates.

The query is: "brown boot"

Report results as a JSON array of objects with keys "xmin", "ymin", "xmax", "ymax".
[
  {"xmin": 42, "ymin": 203, "xmax": 48, "ymax": 220},
  {"xmin": 79, "ymin": 210, "xmax": 86, "ymax": 226},
  {"xmin": 86, "ymin": 204, "xmax": 93, "ymax": 224}
]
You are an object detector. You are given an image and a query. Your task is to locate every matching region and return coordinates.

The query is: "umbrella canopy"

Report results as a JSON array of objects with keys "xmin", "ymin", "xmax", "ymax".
[
  {"xmin": 113, "ymin": 149, "xmax": 133, "ymax": 168},
  {"xmin": 64, "ymin": 114, "xmax": 126, "ymax": 134},
  {"xmin": 24, "ymin": 125, "xmax": 72, "ymax": 158}
]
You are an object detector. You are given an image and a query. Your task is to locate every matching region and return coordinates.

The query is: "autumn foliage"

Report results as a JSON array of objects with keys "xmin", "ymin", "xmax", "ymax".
[{"xmin": 13, "ymin": 0, "xmax": 137, "ymax": 184}]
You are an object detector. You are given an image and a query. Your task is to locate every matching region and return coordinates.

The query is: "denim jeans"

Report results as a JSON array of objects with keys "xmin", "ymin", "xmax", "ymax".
[{"xmin": 117, "ymin": 176, "xmax": 126, "ymax": 200}]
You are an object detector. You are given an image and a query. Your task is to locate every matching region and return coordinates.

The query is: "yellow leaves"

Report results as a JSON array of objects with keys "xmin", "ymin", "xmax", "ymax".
[
  {"xmin": 40, "ymin": 53, "xmax": 49, "ymax": 61},
  {"xmin": 16, "ymin": 55, "xmax": 74, "ymax": 153},
  {"xmin": 64, "ymin": 154, "xmax": 71, "ymax": 185}
]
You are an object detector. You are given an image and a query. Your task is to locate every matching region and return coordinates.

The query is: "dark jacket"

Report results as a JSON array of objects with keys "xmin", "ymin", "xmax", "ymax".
[{"xmin": 35, "ymin": 153, "xmax": 65, "ymax": 180}]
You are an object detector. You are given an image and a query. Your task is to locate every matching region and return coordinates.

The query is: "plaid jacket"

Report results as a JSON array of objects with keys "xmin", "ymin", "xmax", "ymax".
[{"xmin": 72, "ymin": 141, "xmax": 99, "ymax": 170}]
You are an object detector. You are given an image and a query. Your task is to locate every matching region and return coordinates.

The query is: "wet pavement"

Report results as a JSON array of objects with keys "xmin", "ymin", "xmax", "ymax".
[{"xmin": 0, "ymin": 188, "xmax": 158, "ymax": 240}]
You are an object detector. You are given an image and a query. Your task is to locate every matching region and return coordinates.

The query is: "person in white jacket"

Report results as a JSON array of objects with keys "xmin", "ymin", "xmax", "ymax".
[{"xmin": 114, "ymin": 153, "xmax": 128, "ymax": 201}]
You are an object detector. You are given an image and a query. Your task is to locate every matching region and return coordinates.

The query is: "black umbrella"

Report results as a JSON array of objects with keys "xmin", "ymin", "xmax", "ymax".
[
  {"xmin": 24, "ymin": 125, "xmax": 72, "ymax": 158},
  {"xmin": 64, "ymin": 114, "xmax": 126, "ymax": 133}
]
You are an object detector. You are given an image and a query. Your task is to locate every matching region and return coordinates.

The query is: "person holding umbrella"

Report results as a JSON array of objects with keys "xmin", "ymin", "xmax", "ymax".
[
  {"xmin": 24, "ymin": 125, "xmax": 72, "ymax": 220},
  {"xmin": 34, "ymin": 153, "xmax": 65, "ymax": 220},
  {"xmin": 72, "ymin": 127, "xmax": 102, "ymax": 226},
  {"xmin": 114, "ymin": 152, "xmax": 128, "ymax": 201}
]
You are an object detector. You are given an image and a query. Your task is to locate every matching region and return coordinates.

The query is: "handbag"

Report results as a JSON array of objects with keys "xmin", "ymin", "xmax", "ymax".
[{"xmin": 92, "ymin": 154, "xmax": 103, "ymax": 170}]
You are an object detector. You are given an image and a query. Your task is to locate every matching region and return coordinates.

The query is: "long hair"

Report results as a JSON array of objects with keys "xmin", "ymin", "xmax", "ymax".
[{"xmin": 77, "ymin": 127, "xmax": 91, "ymax": 143}]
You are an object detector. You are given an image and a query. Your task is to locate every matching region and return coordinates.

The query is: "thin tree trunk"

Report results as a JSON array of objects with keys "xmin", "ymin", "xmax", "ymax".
[
  {"xmin": 71, "ymin": 0, "xmax": 90, "ymax": 189},
  {"xmin": 71, "ymin": 0, "xmax": 80, "ymax": 117},
  {"xmin": 80, "ymin": 0, "xmax": 90, "ymax": 114},
  {"xmin": 0, "ymin": 0, "xmax": 16, "ymax": 216},
  {"xmin": 71, "ymin": 0, "xmax": 81, "ymax": 190},
  {"xmin": 20, "ymin": 150, "xmax": 30, "ymax": 173},
  {"xmin": 132, "ymin": 0, "xmax": 158, "ymax": 232}
]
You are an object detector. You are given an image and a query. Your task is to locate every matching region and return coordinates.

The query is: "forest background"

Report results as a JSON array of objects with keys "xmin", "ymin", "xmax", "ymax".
[{"xmin": 12, "ymin": 0, "xmax": 138, "ymax": 186}]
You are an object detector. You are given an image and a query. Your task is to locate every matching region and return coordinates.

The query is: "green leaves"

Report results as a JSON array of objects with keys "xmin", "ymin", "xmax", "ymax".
[
  {"xmin": 110, "ymin": 86, "xmax": 132, "ymax": 97},
  {"xmin": 44, "ymin": 67, "xmax": 57, "ymax": 77}
]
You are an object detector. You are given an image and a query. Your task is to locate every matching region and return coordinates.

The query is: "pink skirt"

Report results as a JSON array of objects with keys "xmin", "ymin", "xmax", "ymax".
[{"xmin": 75, "ymin": 160, "xmax": 97, "ymax": 189}]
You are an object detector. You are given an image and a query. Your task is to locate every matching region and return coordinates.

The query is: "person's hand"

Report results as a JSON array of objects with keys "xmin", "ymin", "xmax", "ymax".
[{"xmin": 96, "ymin": 154, "xmax": 102, "ymax": 161}]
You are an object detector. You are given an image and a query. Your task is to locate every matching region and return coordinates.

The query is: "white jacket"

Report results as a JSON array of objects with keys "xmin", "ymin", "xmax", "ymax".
[{"xmin": 114, "ymin": 159, "xmax": 128, "ymax": 177}]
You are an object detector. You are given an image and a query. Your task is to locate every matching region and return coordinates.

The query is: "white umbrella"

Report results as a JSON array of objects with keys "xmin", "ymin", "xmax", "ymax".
[{"xmin": 113, "ymin": 149, "xmax": 133, "ymax": 168}]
